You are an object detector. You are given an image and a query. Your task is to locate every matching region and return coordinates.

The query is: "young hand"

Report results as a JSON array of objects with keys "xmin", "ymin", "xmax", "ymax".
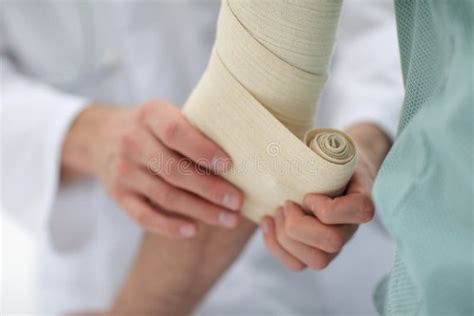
[
  {"xmin": 261, "ymin": 122, "xmax": 392, "ymax": 271},
  {"xmin": 62, "ymin": 99, "xmax": 244, "ymax": 239}
]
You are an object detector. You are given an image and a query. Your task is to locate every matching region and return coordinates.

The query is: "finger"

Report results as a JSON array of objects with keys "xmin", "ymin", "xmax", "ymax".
[
  {"xmin": 120, "ymin": 124, "xmax": 169, "ymax": 168},
  {"xmin": 119, "ymin": 192, "xmax": 197, "ymax": 239},
  {"xmin": 140, "ymin": 100, "xmax": 232, "ymax": 173},
  {"xmin": 284, "ymin": 201, "xmax": 358, "ymax": 253},
  {"xmin": 120, "ymin": 166, "xmax": 241, "ymax": 228},
  {"xmin": 275, "ymin": 207, "xmax": 334, "ymax": 270},
  {"xmin": 261, "ymin": 216, "xmax": 306, "ymax": 272},
  {"xmin": 142, "ymin": 142, "xmax": 242, "ymax": 211},
  {"xmin": 303, "ymin": 193, "xmax": 375, "ymax": 224},
  {"xmin": 347, "ymin": 161, "xmax": 375, "ymax": 195}
]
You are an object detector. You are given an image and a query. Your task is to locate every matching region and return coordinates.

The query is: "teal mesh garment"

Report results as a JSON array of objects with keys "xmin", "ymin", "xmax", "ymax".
[
  {"xmin": 395, "ymin": 0, "xmax": 442, "ymax": 132},
  {"xmin": 373, "ymin": 0, "xmax": 473, "ymax": 315}
]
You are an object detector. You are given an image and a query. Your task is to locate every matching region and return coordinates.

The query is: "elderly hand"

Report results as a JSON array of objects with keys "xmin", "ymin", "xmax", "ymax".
[
  {"xmin": 62, "ymin": 99, "xmax": 243, "ymax": 239},
  {"xmin": 260, "ymin": 122, "xmax": 391, "ymax": 271}
]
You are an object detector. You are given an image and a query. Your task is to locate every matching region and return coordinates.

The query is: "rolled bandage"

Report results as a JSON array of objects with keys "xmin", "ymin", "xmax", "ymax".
[
  {"xmin": 183, "ymin": 0, "xmax": 357, "ymax": 222},
  {"xmin": 305, "ymin": 129, "xmax": 356, "ymax": 165}
]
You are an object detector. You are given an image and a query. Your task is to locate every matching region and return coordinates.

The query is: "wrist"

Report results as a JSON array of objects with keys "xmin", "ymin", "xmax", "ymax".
[
  {"xmin": 345, "ymin": 122, "xmax": 392, "ymax": 175},
  {"xmin": 61, "ymin": 103, "xmax": 124, "ymax": 179}
]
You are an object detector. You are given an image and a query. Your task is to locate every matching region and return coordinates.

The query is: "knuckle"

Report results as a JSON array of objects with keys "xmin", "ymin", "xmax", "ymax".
[
  {"xmin": 161, "ymin": 119, "xmax": 180, "ymax": 144},
  {"xmin": 115, "ymin": 158, "xmax": 131, "ymax": 179},
  {"xmin": 288, "ymin": 261, "xmax": 306, "ymax": 272},
  {"xmin": 119, "ymin": 128, "xmax": 138, "ymax": 153},
  {"xmin": 145, "ymin": 98, "xmax": 161, "ymax": 110},
  {"xmin": 317, "ymin": 207, "xmax": 331, "ymax": 224},
  {"xmin": 306, "ymin": 256, "xmax": 321, "ymax": 270},
  {"xmin": 135, "ymin": 103, "xmax": 147, "ymax": 122},
  {"xmin": 326, "ymin": 230, "xmax": 344, "ymax": 253},
  {"xmin": 308, "ymin": 253, "xmax": 330, "ymax": 270},
  {"xmin": 318, "ymin": 256, "xmax": 331, "ymax": 269},
  {"xmin": 284, "ymin": 216, "xmax": 300, "ymax": 237},
  {"xmin": 136, "ymin": 100, "xmax": 157, "ymax": 122}
]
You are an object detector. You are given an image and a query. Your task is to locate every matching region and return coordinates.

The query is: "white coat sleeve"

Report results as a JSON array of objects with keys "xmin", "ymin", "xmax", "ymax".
[
  {"xmin": 317, "ymin": 0, "xmax": 404, "ymax": 139},
  {"xmin": 0, "ymin": 35, "xmax": 89, "ymax": 234}
]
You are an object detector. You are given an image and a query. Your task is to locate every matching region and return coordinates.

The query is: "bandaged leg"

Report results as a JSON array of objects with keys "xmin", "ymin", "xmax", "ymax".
[{"xmin": 183, "ymin": 0, "xmax": 356, "ymax": 222}]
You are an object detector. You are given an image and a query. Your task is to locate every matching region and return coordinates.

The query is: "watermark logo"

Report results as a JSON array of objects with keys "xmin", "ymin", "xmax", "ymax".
[
  {"xmin": 266, "ymin": 142, "xmax": 281, "ymax": 157},
  {"xmin": 144, "ymin": 141, "xmax": 321, "ymax": 178}
]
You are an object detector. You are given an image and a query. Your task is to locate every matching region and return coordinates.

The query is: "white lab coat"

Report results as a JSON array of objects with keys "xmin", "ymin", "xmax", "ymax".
[{"xmin": 0, "ymin": 0, "xmax": 401, "ymax": 314}]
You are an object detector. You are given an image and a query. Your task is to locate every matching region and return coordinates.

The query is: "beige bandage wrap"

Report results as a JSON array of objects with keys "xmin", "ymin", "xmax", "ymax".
[{"xmin": 183, "ymin": 0, "xmax": 357, "ymax": 223}]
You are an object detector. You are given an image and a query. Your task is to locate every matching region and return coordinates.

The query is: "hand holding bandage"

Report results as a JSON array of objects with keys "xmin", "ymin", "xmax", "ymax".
[
  {"xmin": 112, "ymin": 1, "xmax": 384, "ymax": 311},
  {"xmin": 183, "ymin": 0, "xmax": 357, "ymax": 222}
]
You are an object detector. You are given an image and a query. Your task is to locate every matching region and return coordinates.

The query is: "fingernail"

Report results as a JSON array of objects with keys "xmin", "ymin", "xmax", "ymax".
[
  {"xmin": 212, "ymin": 154, "xmax": 232, "ymax": 173},
  {"xmin": 180, "ymin": 224, "xmax": 196, "ymax": 237},
  {"xmin": 219, "ymin": 211, "xmax": 238, "ymax": 228},
  {"xmin": 262, "ymin": 222, "xmax": 269, "ymax": 234},
  {"xmin": 223, "ymin": 193, "xmax": 240, "ymax": 210}
]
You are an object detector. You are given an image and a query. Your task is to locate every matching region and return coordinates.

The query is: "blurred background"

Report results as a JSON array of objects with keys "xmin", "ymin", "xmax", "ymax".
[{"xmin": 1, "ymin": 211, "xmax": 37, "ymax": 313}]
